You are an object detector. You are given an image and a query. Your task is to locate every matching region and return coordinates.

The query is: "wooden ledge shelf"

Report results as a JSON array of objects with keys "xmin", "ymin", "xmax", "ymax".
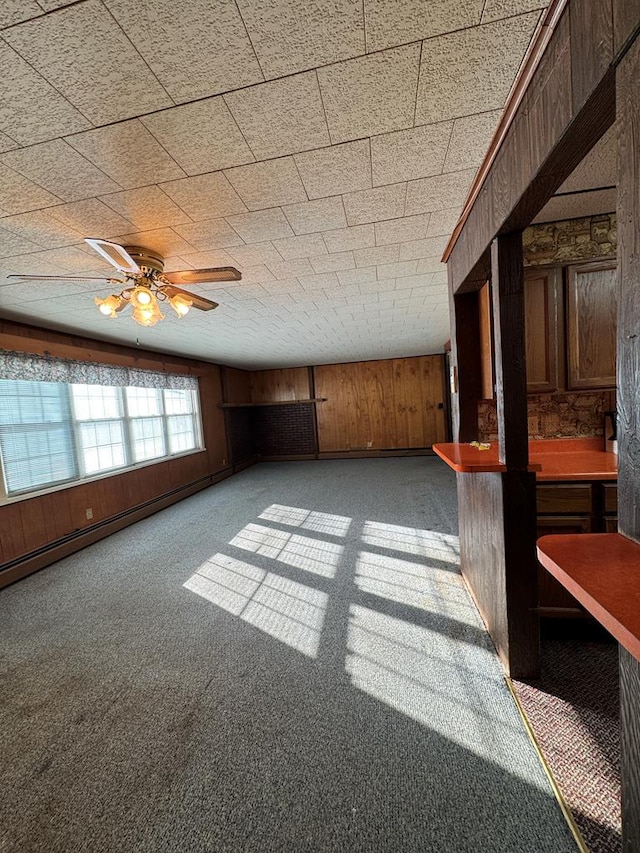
[
  {"xmin": 537, "ymin": 533, "xmax": 640, "ymax": 662},
  {"xmin": 220, "ymin": 398, "xmax": 326, "ymax": 408}
]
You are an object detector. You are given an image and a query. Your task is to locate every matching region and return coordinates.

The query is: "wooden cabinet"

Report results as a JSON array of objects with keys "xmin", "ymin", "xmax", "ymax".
[
  {"xmin": 524, "ymin": 268, "xmax": 562, "ymax": 393},
  {"xmin": 566, "ymin": 261, "xmax": 617, "ymax": 389},
  {"xmin": 536, "ymin": 480, "xmax": 617, "ymax": 614}
]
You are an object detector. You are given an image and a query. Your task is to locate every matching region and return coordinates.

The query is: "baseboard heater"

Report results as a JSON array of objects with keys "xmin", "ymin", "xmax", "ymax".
[{"xmin": 0, "ymin": 470, "xmax": 231, "ymax": 589}]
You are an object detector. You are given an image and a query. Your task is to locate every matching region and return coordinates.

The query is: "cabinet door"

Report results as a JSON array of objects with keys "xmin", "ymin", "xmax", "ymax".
[
  {"xmin": 524, "ymin": 268, "xmax": 561, "ymax": 393},
  {"xmin": 566, "ymin": 261, "xmax": 617, "ymax": 389}
]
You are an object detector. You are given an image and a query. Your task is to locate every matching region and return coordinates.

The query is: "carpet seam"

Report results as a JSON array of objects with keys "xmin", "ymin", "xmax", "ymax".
[{"xmin": 504, "ymin": 676, "xmax": 589, "ymax": 853}]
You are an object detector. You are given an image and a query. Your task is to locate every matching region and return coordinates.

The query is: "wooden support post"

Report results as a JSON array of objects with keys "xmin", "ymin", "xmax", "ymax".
[
  {"xmin": 448, "ymin": 266, "xmax": 482, "ymax": 442},
  {"xmin": 616, "ymin": 28, "xmax": 640, "ymax": 851},
  {"xmin": 491, "ymin": 233, "xmax": 529, "ymax": 469}
]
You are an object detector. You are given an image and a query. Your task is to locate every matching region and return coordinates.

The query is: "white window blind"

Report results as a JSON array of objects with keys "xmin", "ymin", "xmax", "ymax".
[{"xmin": 0, "ymin": 379, "xmax": 203, "ymax": 499}]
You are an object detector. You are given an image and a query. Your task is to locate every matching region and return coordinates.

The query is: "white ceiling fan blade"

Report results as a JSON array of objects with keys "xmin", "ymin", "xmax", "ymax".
[{"xmin": 85, "ymin": 238, "xmax": 141, "ymax": 274}]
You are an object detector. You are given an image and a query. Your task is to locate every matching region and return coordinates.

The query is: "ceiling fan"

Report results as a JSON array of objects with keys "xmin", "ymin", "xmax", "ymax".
[{"xmin": 8, "ymin": 238, "xmax": 242, "ymax": 327}]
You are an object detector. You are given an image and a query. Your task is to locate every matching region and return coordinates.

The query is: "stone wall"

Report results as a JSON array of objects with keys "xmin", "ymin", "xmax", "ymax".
[{"xmin": 523, "ymin": 213, "xmax": 616, "ymax": 267}]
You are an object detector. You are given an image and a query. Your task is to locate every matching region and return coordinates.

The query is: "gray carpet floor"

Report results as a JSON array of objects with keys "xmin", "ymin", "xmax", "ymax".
[{"xmin": 0, "ymin": 458, "xmax": 578, "ymax": 852}]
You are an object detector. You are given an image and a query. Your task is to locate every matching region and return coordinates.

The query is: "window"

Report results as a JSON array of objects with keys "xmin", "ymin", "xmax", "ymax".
[{"xmin": 0, "ymin": 380, "xmax": 203, "ymax": 499}]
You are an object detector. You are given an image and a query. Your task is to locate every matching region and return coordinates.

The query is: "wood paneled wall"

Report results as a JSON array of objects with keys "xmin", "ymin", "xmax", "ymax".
[
  {"xmin": 250, "ymin": 367, "xmax": 310, "ymax": 402},
  {"xmin": 314, "ymin": 356, "xmax": 446, "ymax": 452},
  {"xmin": 0, "ymin": 321, "xmax": 230, "ymax": 580}
]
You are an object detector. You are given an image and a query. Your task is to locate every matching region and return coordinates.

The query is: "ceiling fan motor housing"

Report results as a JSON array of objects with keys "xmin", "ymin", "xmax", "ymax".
[{"xmin": 123, "ymin": 246, "xmax": 165, "ymax": 275}]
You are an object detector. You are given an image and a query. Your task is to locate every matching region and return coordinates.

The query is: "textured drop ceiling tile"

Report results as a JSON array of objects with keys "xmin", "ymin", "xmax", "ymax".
[
  {"xmin": 317, "ymin": 43, "xmax": 421, "ymax": 144},
  {"xmin": 0, "ymin": 43, "xmax": 90, "ymax": 145},
  {"xmin": 226, "ymin": 242, "xmax": 283, "ymax": 268},
  {"xmin": 375, "ymin": 214, "xmax": 431, "ymax": 246},
  {"xmin": 298, "ymin": 272, "xmax": 340, "ymax": 293},
  {"xmin": 533, "ymin": 189, "xmax": 617, "ymax": 224},
  {"xmin": 370, "ymin": 122, "xmax": 453, "ymax": 186},
  {"xmin": 100, "ymin": 187, "xmax": 191, "ymax": 231},
  {"xmin": 375, "ymin": 260, "xmax": 419, "ymax": 279},
  {"xmin": 104, "ymin": 0, "xmax": 263, "ymax": 102},
  {"xmin": 337, "ymin": 266, "xmax": 377, "ymax": 286},
  {"xmin": 343, "ymin": 183, "xmax": 406, "ymax": 226},
  {"xmin": 47, "ymin": 198, "xmax": 134, "ymax": 238},
  {"xmin": 160, "ymin": 173, "xmax": 247, "ymax": 221},
  {"xmin": 174, "ymin": 219, "xmax": 244, "ymax": 251},
  {"xmin": 365, "ymin": 0, "xmax": 483, "ymax": 51},
  {"xmin": 236, "ymin": 0, "xmax": 364, "ymax": 79},
  {"xmin": 0, "ymin": 210, "xmax": 85, "ymax": 249},
  {"xmin": 0, "ymin": 225, "xmax": 43, "ymax": 257},
  {"xmin": 66, "ymin": 121, "xmax": 186, "ymax": 190},
  {"xmin": 0, "ymin": 164, "xmax": 60, "ymax": 214},
  {"xmin": 398, "ymin": 235, "xmax": 449, "ymax": 260},
  {"xmin": 24, "ymin": 246, "xmax": 105, "ymax": 273},
  {"xmin": 272, "ymin": 233, "xmax": 328, "ymax": 260},
  {"xmin": 140, "ymin": 99, "xmax": 255, "ymax": 176},
  {"xmin": 353, "ymin": 244, "xmax": 400, "ymax": 267},
  {"xmin": 266, "ymin": 257, "xmax": 314, "ymax": 280},
  {"xmin": 416, "ymin": 14, "xmax": 540, "ymax": 124},
  {"xmin": 443, "ymin": 110, "xmax": 502, "ymax": 172},
  {"xmin": 225, "ymin": 72, "xmax": 330, "ymax": 161},
  {"xmin": 322, "ymin": 224, "xmax": 375, "ymax": 254},
  {"xmin": 225, "ymin": 158, "xmax": 307, "ymax": 211},
  {"xmin": 4, "ymin": 0, "xmax": 171, "ymax": 125},
  {"xmin": 417, "ymin": 257, "xmax": 448, "ymax": 275},
  {"xmin": 426, "ymin": 207, "xmax": 462, "ymax": 237},
  {"xmin": 294, "ymin": 141, "xmax": 371, "ymax": 200},
  {"xmin": 310, "ymin": 252, "xmax": 355, "ymax": 274},
  {"xmin": 111, "ymin": 228, "xmax": 200, "ymax": 259},
  {"xmin": 1, "ymin": 251, "xmax": 69, "ymax": 273},
  {"xmin": 559, "ymin": 124, "xmax": 617, "ymax": 193},
  {"xmin": 282, "ymin": 197, "xmax": 347, "ymax": 236},
  {"xmin": 1, "ymin": 140, "xmax": 120, "ymax": 202},
  {"xmin": 33, "ymin": 0, "xmax": 75, "ymax": 7},
  {"xmin": 482, "ymin": 0, "xmax": 548, "ymax": 23},
  {"xmin": 179, "ymin": 249, "xmax": 238, "ymax": 269},
  {"xmin": 226, "ymin": 208, "xmax": 293, "ymax": 244},
  {"xmin": 0, "ymin": 1, "xmax": 43, "ymax": 28},
  {"xmin": 0, "ymin": 132, "xmax": 18, "ymax": 154},
  {"xmin": 405, "ymin": 169, "xmax": 475, "ymax": 216}
]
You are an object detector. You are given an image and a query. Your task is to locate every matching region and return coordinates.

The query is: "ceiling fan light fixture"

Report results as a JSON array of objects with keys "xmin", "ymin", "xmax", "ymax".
[
  {"xmin": 168, "ymin": 291, "xmax": 192, "ymax": 317},
  {"xmin": 130, "ymin": 284, "xmax": 154, "ymax": 309},
  {"xmin": 132, "ymin": 301, "xmax": 164, "ymax": 327},
  {"xmin": 94, "ymin": 294, "xmax": 125, "ymax": 318}
]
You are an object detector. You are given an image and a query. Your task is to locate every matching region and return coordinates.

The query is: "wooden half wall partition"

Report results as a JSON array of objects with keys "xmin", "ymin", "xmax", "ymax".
[{"xmin": 0, "ymin": 320, "xmax": 231, "ymax": 588}]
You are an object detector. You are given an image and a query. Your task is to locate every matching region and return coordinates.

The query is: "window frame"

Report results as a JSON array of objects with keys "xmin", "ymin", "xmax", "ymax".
[{"xmin": 0, "ymin": 382, "xmax": 205, "ymax": 504}]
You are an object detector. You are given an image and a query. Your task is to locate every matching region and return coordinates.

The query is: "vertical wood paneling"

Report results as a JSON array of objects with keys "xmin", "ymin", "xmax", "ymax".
[
  {"xmin": 491, "ymin": 233, "xmax": 529, "ymax": 469},
  {"xmin": 199, "ymin": 365, "xmax": 228, "ymax": 471},
  {"xmin": 222, "ymin": 367, "xmax": 252, "ymax": 404},
  {"xmin": 478, "ymin": 282, "xmax": 494, "ymax": 400},
  {"xmin": 249, "ymin": 368, "xmax": 310, "ymax": 402},
  {"xmin": 620, "ymin": 647, "xmax": 640, "ymax": 851},
  {"xmin": 570, "ymin": 0, "xmax": 613, "ymax": 113},
  {"xmin": 449, "ymin": 278, "xmax": 483, "ymax": 441},
  {"xmin": 524, "ymin": 267, "xmax": 561, "ymax": 393},
  {"xmin": 617, "ymin": 32, "xmax": 640, "ymax": 548},
  {"xmin": 613, "ymin": 0, "xmax": 640, "ymax": 55},
  {"xmin": 314, "ymin": 356, "xmax": 445, "ymax": 452}
]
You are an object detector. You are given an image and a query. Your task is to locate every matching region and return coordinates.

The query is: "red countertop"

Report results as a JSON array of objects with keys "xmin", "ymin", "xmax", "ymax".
[
  {"xmin": 433, "ymin": 438, "xmax": 617, "ymax": 481},
  {"xmin": 537, "ymin": 533, "xmax": 640, "ymax": 662}
]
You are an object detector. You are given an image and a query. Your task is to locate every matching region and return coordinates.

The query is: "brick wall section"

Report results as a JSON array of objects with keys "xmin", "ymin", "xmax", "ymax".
[
  {"xmin": 226, "ymin": 408, "xmax": 255, "ymax": 464},
  {"xmin": 252, "ymin": 404, "xmax": 317, "ymax": 457}
]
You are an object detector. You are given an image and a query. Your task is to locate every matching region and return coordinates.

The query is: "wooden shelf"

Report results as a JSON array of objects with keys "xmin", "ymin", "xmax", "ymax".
[
  {"xmin": 537, "ymin": 533, "xmax": 640, "ymax": 661},
  {"xmin": 220, "ymin": 398, "xmax": 326, "ymax": 408}
]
